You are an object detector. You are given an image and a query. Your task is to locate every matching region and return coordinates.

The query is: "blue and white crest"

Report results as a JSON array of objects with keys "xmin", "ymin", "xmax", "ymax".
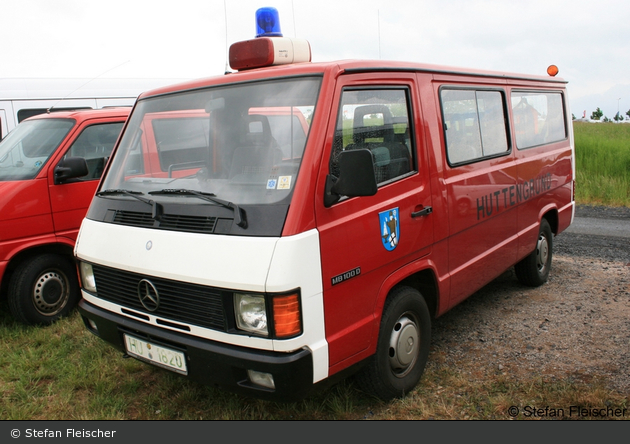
[{"xmin": 379, "ymin": 207, "xmax": 399, "ymax": 251}]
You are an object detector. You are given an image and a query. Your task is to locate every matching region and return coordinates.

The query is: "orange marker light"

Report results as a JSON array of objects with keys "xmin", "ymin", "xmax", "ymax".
[
  {"xmin": 273, "ymin": 293, "xmax": 301, "ymax": 338},
  {"xmin": 547, "ymin": 65, "xmax": 559, "ymax": 77}
]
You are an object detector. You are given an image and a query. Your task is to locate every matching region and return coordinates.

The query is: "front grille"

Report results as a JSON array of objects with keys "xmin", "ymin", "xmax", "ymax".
[
  {"xmin": 112, "ymin": 210, "xmax": 217, "ymax": 233},
  {"xmin": 92, "ymin": 264, "xmax": 228, "ymax": 331}
]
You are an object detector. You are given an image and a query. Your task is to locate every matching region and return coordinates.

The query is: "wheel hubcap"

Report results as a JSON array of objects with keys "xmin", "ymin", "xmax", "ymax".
[
  {"xmin": 388, "ymin": 315, "xmax": 419, "ymax": 378},
  {"xmin": 33, "ymin": 271, "xmax": 68, "ymax": 315},
  {"xmin": 536, "ymin": 234, "xmax": 549, "ymax": 274}
]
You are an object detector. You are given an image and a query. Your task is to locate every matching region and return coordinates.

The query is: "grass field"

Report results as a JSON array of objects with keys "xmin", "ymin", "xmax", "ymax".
[
  {"xmin": 573, "ymin": 121, "xmax": 630, "ymax": 207},
  {"xmin": 1, "ymin": 122, "xmax": 628, "ymax": 420},
  {"xmin": 1, "ymin": 307, "xmax": 627, "ymax": 420}
]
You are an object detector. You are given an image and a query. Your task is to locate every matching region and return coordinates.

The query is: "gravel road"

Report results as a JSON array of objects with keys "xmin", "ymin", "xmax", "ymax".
[{"xmin": 428, "ymin": 205, "xmax": 630, "ymax": 395}]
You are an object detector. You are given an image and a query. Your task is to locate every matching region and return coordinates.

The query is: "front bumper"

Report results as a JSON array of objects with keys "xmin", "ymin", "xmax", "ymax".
[{"xmin": 78, "ymin": 299, "xmax": 315, "ymax": 401}]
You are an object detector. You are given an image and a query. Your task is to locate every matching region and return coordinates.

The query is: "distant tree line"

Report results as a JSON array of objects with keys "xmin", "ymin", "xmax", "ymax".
[{"xmin": 572, "ymin": 108, "xmax": 630, "ymax": 122}]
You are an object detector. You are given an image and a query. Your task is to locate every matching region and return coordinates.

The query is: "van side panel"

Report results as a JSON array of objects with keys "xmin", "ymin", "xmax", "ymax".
[
  {"xmin": 515, "ymin": 142, "xmax": 574, "ymax": 259},
  {"xmin": 315, "ymin": 73, "xmax": 435, "ymax": 372},
  {"xmin": 432, "ymin": 78, "xmax": 519, "ymax": 309},
  {"xmin": 510, "ymin": 86, "xmax": 574, "ymax": 259},
  {"xmin": 444, "ymin": 157, "xmax": 518, "ymax": 309},
  {"xmin": 0, "ymin": 179, "xmax": 53, "ymax": 240},
  {"xmin": 0, "ymin": 179, "xmax": 54, "ymax": 284},
  {"xmin": 416, "ymin": 73, "xmax": 451, "ymax": 316}
]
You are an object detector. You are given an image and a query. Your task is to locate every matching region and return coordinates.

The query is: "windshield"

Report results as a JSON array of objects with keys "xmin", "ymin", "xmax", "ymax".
[
  {"xmin": 0, "ymin": 118, "xmax": 74, "ymax": 181},
  {"xmin": 101, "ymin": 76, "xmax": 321, "ymax": 206}
]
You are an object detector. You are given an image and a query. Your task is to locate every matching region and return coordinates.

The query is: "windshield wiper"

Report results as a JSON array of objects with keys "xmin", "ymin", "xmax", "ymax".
[
  {"xmin": 96, "ymin": 189, "xmax": 163, "ymax": 220},
  {"xmin": 148, "ymin": 189, "xmax": 247, "ymax": 229}
]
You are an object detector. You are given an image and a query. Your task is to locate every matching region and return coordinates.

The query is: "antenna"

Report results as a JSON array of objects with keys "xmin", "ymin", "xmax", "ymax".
[
  {"xmin": 47, "ymin": 60, "xmax": 130, "ymax": 113},
  {"xmin": 378, "ymin": 10, "xmax": 381, "ymax": 60},
  {"xmin": 223, "ymin": 0, "xmax": 230, "ymax": 74},
  {"xmin": 292, "ymin": 0, "xmax": 297, "ymax": 38}
]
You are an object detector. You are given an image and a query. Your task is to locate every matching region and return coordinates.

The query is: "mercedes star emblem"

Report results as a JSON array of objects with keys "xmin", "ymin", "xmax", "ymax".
[{"xmin": 138, "ymin": 279, "xmax": 160, "ymax": 312}]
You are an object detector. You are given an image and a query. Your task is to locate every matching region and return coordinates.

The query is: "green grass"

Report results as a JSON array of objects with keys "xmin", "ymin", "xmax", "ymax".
[
  {"xmin": 573, "ymin": 122, "xmax": 630, "ymax": 207},
  {"xmin": 1, "ymin": 306, "xmax": 627, "ymax": 420}
]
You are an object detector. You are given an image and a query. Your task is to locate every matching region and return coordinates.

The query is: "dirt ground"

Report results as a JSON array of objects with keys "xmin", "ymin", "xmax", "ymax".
[{"xmin": 428, "ymin": 207, "xmax": 630, "ymax": 395}]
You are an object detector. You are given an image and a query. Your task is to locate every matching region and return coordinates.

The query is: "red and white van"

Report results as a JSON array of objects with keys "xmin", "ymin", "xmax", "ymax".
[
  {"xmin": 0, "ymin": 108, "xmax": 129, "ymax": 324},
  {"xmin": 75, "ymin": 11, "xmax": 574, "ymax": 401}
]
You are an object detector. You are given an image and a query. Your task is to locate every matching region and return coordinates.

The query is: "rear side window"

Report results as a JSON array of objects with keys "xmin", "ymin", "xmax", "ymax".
[
  {"xmin": 441, "ymin": 88, "xmax": 509, "ymax": 165},
  {"xmin": 511, "ymin": 91, "xmax": 566, "ymax": 149},
  {"xmin": 330, "ymin": 88, "xmax": 415, "ymax": 185}
]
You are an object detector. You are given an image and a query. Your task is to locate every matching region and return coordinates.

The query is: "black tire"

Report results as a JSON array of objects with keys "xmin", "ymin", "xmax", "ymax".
[
  {"xmin": 8, "ymin": 254, "xmax": 80, "ymax": 325},
  {"xmin": 355, "ymin": 286, "xmax": 431, "ymax": 401},
  {"xmin": 515, "ymin": 218, "xmax": 553, "ymax": 287}
]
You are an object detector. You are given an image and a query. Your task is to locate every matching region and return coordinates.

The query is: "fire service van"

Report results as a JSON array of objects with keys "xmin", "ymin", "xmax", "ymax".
[
  {"xmin": 0, "ymin": 108, "xmax": 129, "ymax": 324},
  {"xmin": 75, "ymin": 8, "xmax": 574, "ymax": 401}
]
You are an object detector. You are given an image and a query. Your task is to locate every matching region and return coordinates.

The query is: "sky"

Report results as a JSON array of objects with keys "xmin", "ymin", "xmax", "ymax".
[{"xmin": 1, "ymin": 0, "xmax": 629, "ymax": 120}]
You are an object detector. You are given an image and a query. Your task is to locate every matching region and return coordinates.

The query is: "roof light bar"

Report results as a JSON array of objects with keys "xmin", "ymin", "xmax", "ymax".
[{"xmin": 228, "ymin": 6, "xmax": 312, "ymax": 71}]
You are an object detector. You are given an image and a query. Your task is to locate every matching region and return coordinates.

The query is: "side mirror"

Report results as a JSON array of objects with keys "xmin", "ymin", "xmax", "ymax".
[
  {"xmin": 324, "ymin": 149, "xmax": 377, "ymax": 207},
  {"xmin": 54, "ymin": 156, "xmax": 89, "ymax": 184}
]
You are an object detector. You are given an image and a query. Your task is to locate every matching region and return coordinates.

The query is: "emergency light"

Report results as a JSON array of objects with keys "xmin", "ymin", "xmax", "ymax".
[
  {"xmin": 256, "ymin": 6, "xmax": 283, "ymax": 37},
  {"xmin": 547, "ymin": 65, "xmax": 559, "ymax": 77},
  {"xmin": 229, "ymin": 7, "xmax": 311, "ymax": 71}
]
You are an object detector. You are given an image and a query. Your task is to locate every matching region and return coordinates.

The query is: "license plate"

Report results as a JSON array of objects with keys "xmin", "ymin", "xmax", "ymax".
[{"xmin": 124, "ymin": 334, "xmax": 187, "ymax": 375}]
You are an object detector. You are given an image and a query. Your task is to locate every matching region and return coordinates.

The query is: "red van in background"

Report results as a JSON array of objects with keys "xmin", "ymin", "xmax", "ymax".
[{"xmin": 0, "ymin": 108, "xmax": 129, "ymax": 325}]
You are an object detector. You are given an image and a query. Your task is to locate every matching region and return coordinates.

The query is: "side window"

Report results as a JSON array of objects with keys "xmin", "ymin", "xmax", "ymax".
[
  {"xmin": 441, "ymin": 88, "xmax": 509, "ymax": 165},
  {"xmin": 330, "ymin": 88, "xmax": 414, "ymax": 185},
  {"xmin": 67, "ymin": 122, "xmax": 124, "ymax": 180},
  {"xmin": 512, "ymin": 91, "xmax": 566, "ymax": 149},
  {"xmin": 17, "ymin": 108, "xmax": 48, "ymax": 123}
]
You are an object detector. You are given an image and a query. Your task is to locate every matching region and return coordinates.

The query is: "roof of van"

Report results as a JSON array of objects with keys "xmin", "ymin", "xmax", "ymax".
[
  {"xmin": 138, "ymin": 59, "xmax": 568, "ymax": 100},
  {"xmin": 23, "ymin": 107, "xmax": 131, "ymax": 122}
]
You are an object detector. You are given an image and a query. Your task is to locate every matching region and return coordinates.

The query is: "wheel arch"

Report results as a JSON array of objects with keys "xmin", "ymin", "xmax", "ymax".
[
  {"xmin": 540, "ymin": 205, "xmax": 559, "ymax": 235},
  {"xmin": 2, "ymin": 242, "xmax": 76, "ymax": 289},
  {"xmin": 369, "ymin": 260, "xmax": 441, "ymax": 352}
]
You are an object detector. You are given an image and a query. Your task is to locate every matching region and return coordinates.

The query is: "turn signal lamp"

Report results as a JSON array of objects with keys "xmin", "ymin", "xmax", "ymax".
[
  {"xmin": 228, "ymin": 7, "xmax": 311, "ymax": 71},
  {"xmin": 547, "ymin": 65, "xmax": 559, "ymax": 77},
  {"xmin": 272, "ymin": 293, "xmax": 302, "ymax": 338}
]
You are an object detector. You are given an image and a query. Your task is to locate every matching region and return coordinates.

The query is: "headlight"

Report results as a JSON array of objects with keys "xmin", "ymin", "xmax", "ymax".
[
  {"xmin": 79, "ymin": 262, "xmax": 97, "ymax": 293},
  {"xmin": 234, "ymin": 293, "xmax": 268, "ymax": 336}
]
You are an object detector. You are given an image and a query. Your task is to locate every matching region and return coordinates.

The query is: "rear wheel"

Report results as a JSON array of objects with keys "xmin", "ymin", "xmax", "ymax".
[
  {"xmin": 515, "ymin": 218, "xmax": 553, "ymax": 287},
  {"xmin": 8, "ymin": 254, "xmax": 80, "ymax": 325},
  {"xmin": 355, "ymin": 286, "xmax": 431, "ymax": 400}
]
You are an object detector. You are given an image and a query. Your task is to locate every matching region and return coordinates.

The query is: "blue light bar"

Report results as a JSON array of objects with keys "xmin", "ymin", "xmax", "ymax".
[{"xmin": 255, "ymin": 7, "xmax": 283, "ymax": 38}]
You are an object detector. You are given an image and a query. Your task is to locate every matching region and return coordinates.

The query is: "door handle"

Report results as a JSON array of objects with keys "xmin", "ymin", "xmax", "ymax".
[{"xmin": 411, "ymin": 206, "xmax": 433, "ymax": 218}]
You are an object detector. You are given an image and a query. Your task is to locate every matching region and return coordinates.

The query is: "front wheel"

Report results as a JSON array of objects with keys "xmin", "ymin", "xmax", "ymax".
[
  {"xmin": 355, "ymin": 286, "xmax": 431, "ymax": 400},
  {"xmin": 515, "ymin": 218, "xmax": 553, "ymax": 287},
  {"xmin": 8, "ymin": 254, "xmax": 80, "ymax": 325}
]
